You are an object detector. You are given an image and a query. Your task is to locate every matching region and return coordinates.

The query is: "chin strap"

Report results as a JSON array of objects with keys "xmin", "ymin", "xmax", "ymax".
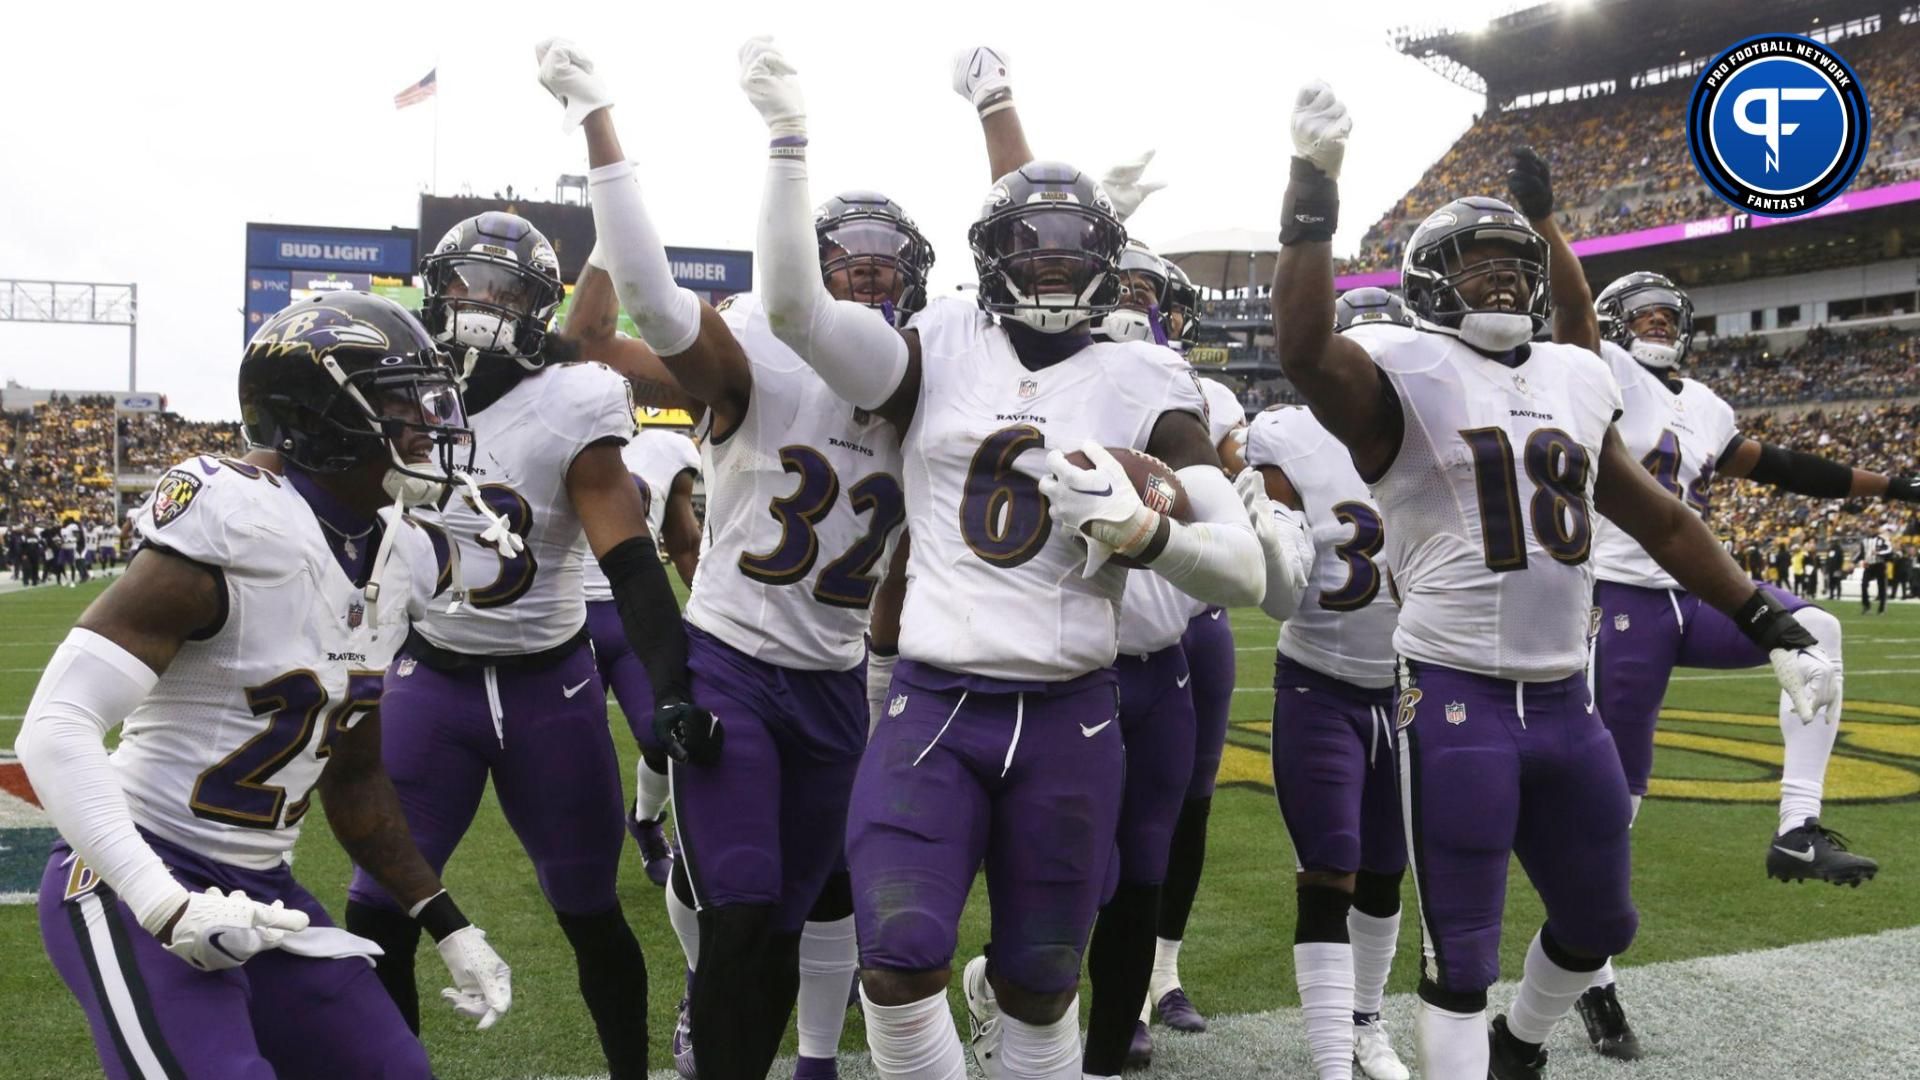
[{"xmin": 361, "ymin": 493, "xmax": 408, "ymax": 639}]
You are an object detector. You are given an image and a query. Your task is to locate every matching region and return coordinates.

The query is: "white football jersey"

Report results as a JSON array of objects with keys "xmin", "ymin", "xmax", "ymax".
[
  {"xmin": 900, "ymin": 298, "xmax": 1207, "ymax": 680},
  {"xmin": 1198, "ymin": 377, "xmax": 1247, "ymax": 445},
  {"xmin": 112, "ymin": 456, "xmax": 440, "ymax": 869},
  {"xmin": 581, "ymin": 429, "xmax": 702, "ymax": 603},
  {"xmin": 60, "ymin": 523, "xmax": 80, "ymax": 551},
  {"xmin": 1350, "ymin": 325, "xmax": 1623, "ymax": 682},
  {"xmin": 1245, "ymin": 405, "xmax": 1398, "ymax": 689},
  {"xmin": 683, "ymin": 293, "xmax": 906, "ymax": 671},
  {"xmin": 412, "ymin": 362, "xmax": 636, "ymax": 656},
  {"xmin": 1591, "ymin": 340, "xmax": 1740, "ymax": 591}
]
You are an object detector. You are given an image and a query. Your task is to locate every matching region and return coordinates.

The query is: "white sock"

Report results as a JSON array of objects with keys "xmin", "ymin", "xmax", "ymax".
[
  {"xmin": 1348, "ymin": 909, "xmax": 1400, "ymax": 1018},
  {"xmin": 1629, "ymin": 793, "xmax": 1643, "ymax": 825},
  {"xmin": 665, "ymin": 881, "xmax": 700, "ymax": 971},
  {"xmin": 636, "ymin": 756, "xmax": 672, "ymax": 822},
  {"xmin": 1590, "ymin": 958, "xmax": 1617, "ymax": 991},
  {"xmin": 1507, "ymin": 930, "xmax": 1594, "ymax": 1045},
  {"xmin": 1000, "ymin": 999, "xmax": 1082, "ymax": 1080},
  {"xmin": 1148, "ymin": 936, "xmax": 1183, "ymax": 1004},
  {"xmin": 1779, "ymin": 606, "xmax": 1843, "ymax": 834},
  {"xmin": 862, "ymin": 988, "xmax": 967, "ymax": 1080},
  {"xmin": 1415, "ymin": 1000, "xmax": 1486, "ymax": 1078},
  {"xmin": 1295, "ymin": 942, "xmax": 1355, "ymax": 1080},
  {"xmin": 796, "ymin": 916, "xmax": 858, "ymax": 1059}
]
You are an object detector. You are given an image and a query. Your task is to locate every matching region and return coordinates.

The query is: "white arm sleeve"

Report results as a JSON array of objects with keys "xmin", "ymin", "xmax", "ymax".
[
  {"xmin": 14, "ymin": 629, "xmax": 186, "ymax": 933},
  {"xmin": 588, "ymin": 160, "xmax": 703, "ymax": 357},
  {"xmin": 758, "ymin": 156, "xmax": 909, "ymax": 410},
  {"xmin": 1257, "ymin": 502, "xmax": 1314, "ymax": 622},
  {"xmin": 1145, "ymin": 465, "xmax": 1267, "ymax": 609}
]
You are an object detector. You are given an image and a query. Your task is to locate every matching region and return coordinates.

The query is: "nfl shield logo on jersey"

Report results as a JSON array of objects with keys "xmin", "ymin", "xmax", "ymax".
[
  {"xmin": 1614, "ymin": 613, "xmax": 1631, "ymax": 632},
  {"xmin": 347, "ymin": 602, "xmax": 365, "ymax": 629},
  {"xmin": 1018, "ymin": 378, "xmax": 1039, "ymax": 400},
  {"xmin": 1445, "ymin": 701, "xmax": 1468, "ymax": 725}
]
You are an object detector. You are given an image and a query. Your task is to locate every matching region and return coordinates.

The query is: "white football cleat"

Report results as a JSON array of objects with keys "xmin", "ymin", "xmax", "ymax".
[
  {"xmin": 1354, "ymin": 1015, "xmax": 1411, "ymax": 1080},
  {"xmin": 964, "ymin": 955, "xmax": 1005, "ymax": 1079}
]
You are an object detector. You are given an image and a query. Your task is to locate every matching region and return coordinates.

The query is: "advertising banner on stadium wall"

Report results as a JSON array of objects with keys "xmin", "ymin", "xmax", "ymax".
[
  {"xmin": 1331, "ymin": 180, "xmax": 1920, "ymax": 292},
  {"xmin": 245, "ymin": 224, "xmax": 419, "ymax": 342}
]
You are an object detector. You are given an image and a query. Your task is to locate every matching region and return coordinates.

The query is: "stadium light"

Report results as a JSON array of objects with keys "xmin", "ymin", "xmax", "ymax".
[{"xmin": 0, "ymin": 279, "xmax": 139, "ymax": 391}]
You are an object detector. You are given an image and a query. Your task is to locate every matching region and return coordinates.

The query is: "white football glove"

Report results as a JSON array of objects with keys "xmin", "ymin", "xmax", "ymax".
[
  {"xmin": 1235, "ymin": 468, "xmax": 1313, "ymax": 619},
  {"xmin": 951, "ymin": 45, "xmax": 1013, "ymax": 110},
  {"xmin": 534, "ymin": 38, "xmax": 614, "ymax": 133},
  {"xmin": 436, "ymin": 925, "xmax": 513, "ymax": 1030},
  {"xmin": 1100, "ymin": 151, "xmax": 1168, "ymax": 223},
  {"xmin": 738, "ymin": 36, "xmax": 807, "ymax": 138},
  {"xmin": 1039, "ymin": 441, "xmax": 1160, "ymax": 577},
  {"xmin": 159, "ymin": 887, "xmax": 310, "ymax": 972},
  {"xmin": 1770, "ymin": 644, "xmax": 1842, "ymax": 724},
  {"xmin": 1291, "ymin": 80, "xmax": 1353, "ymax": 180}
]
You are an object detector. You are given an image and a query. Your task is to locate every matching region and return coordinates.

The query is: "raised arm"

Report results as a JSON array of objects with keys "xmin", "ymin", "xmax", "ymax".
[
  {"xmin": 560, "ymin": 262, "xmax": 704, "ymax": 419},
  {"xmin": 1273, "ymin": 82, "xmax": 1401, "ymax": 478},
  {"xmin": 537, "ymin": 39, "xmax": 752, "ymax": 431},
  {"xmin": 1716, "ymin": 433, "xmax": 1920, "ymax": 504},
  {"xmin": 1506, "ymin": 146, "xmax": 1599, "ymax": 352},
  {"xmin": 952, "ymin": 46, "xmax": 1031, "ymax": 182},
  {"xmin": 1593, "ymin": 426, "xmax": 1838, "ymax": 721},
  {"xmin": 740, "ymin": 37, "xmax": 922, "ymax": 430}
]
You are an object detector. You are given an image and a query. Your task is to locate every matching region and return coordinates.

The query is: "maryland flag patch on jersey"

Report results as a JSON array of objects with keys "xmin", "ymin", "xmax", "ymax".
[{"xmin": 150, "ymin": 469, "xmax": 205, "ymax": 529}]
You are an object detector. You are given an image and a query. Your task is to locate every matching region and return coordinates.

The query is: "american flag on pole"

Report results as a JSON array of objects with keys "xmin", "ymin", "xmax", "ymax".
[{"xmin": 394, "ymin": 68, "xmax": 437, "ymax": 110}]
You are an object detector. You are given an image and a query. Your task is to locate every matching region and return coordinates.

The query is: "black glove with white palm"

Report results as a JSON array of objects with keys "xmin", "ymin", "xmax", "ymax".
[{"xmin": 1735, "ymin": 591, "xmax": 1842, "ymax": 724}]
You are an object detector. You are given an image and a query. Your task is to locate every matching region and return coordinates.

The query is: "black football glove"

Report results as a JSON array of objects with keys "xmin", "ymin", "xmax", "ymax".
[
  {"xmin": 1506, "ymin": 145, "xmax": 1554, "ymax": 220},
  {"xmin": 653, "ymin": 696, "xmax": 723, "ymax": 766},
  {"xmin": 1885, "ymin": 475, "xmax": 1920, "ymax": 503}
]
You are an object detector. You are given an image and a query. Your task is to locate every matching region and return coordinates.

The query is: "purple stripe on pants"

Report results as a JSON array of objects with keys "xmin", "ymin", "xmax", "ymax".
[
  {"xmin": 40, "ymin": 834, "xmax": 428, "ymax": 1080},
  {"xmin": 1271, "ymin": 654, "xmax": 1406, "ymax": 875},
  {"xmin": 1179, "ymin": 607, "xmax": 1236, "ymax": 800},
  {"xmin": 672, "ymin": 624, "xmax": 867, "ymax": 933},
  {"xmin": 1592, "ymin": 580, "xmax": 1807, "ymax": 794},
  {"xmin": 1399, "ymin": 662, "xmax": 1636, "ymax": 995},
  {"xmin": 347, "ymin": 639, "xmax": 626, "ymax": 915},
  {"xmin": 847, "ymin": 660, "xmax": 1122, "ymax": 994}
]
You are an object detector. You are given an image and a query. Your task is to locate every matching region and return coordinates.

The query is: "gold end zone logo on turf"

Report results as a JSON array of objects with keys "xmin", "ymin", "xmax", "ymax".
[
  {"xmin": 1687, "ymin": 32, "xmax": 1870, "ymax": 217},
  {"xmin": 1216, "ymin": 699, "xmax": 1920, "ymax": 804}
]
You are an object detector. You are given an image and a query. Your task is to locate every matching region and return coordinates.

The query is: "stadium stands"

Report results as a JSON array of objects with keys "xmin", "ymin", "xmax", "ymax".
[
  {"xmin": 0, "ymin": 395, "xmax": 244, "ymax": 525},
  {"xmin": 1341, "ymin": 18, "xmax": 1920, "ymax": 274}
]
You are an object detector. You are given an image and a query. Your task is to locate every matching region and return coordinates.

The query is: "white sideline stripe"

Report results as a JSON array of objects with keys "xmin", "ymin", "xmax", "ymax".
[
  {"xmin": 545, "ymin": 926, "xmax": 1920, "ymax": 1080},
  {"xmin": 78, "ymin": 892, "xmax": 170, "ymax": 1079}
]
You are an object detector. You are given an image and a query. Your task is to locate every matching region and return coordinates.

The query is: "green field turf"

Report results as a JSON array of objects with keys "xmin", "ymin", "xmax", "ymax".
[{"xmin": 0, "ymin": 580, "xmax": 1914, "ymax": 1079}]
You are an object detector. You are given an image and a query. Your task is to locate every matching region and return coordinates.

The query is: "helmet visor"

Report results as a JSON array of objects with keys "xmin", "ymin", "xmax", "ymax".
[{"xmin": 442, "ymin": 259, "xmax": 547, "ymax": 321}]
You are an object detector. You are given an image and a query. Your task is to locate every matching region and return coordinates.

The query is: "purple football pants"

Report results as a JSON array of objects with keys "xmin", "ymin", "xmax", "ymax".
[
  {"xmin": 1272, "ymin": 653, "xmax": 1406, "ymax": 876},
  {"xmin": 1593, "ymin": 579, "xmax": 1808, "ymax": 795},
  {"xmin": 848, "ymin": 660, "xmax": 1123, "ymax": 994},
  {"xmin": 1180, "ymin": 607, "xmax": 1236, "ymax": 800},
  {"xmin": 671, "ymin": 624, "xmax": 867, "ymax": 934},
  {"xmin": 1114, "ymin": 645, "xmax": 1196, "ymax": 886},
  {"xmin": 41, "ymin": 834, "xmax": 427, "ymax": 1080},
  {"xmin": 347, "ymin": 639, "xmax": 626, "ymax": 916},
  {"xmin": 1398, "ymin": 662, "xmax": 1636, "ymax": 995},
  {"xmin": 587, "ymin": 599, "xmax": 660, "ymax": 752}
]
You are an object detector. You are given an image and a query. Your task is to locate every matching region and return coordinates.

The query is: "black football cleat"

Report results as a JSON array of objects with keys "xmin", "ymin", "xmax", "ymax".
[
  {"xmin": 1767, "ymin": 817, "xmax": 1878, "ymax": 886},
  {"xmin": 1574, "ymin": 984, "xmax": 1644, "ymax": 1060},
  {"xmin": 1488, "ymin": 1015, "xmax": 1547, "ymax": 1080}
]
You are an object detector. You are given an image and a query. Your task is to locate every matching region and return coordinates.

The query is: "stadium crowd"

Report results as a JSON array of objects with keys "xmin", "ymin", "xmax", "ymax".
[
  {"xmin": 1339, "ymin": 19, "xmax": 1920, "ymax": 273},
  {"xmin": 1691, "ymin": 325, "xmax": 1920, "ymax": 407},
  {"xmin": 0, "ymin": 394, "xmax": 244, "ymax": 528}
]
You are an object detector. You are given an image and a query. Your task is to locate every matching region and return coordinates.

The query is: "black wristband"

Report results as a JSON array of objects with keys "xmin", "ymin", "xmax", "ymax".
[
  {"xmin": 1732, "ymin": 590, "xmax": 1815, "ymax": 652},
  {"xmin": 1886, "ymin": 475, "xmax": 1920, "ymax": 503},
  {"xmin": 414, "ymin": 890, "xmax": 471, "ymax": 943},
  {"xmin": 1279, "ymin": 157, "xmax": 1339, "ymax": 245}
]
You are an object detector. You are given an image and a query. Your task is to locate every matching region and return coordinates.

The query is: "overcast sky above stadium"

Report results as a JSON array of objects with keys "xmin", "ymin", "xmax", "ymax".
[{"xmin": 2, "ymin": 0, "xmax": 1525, "ymax": 419}]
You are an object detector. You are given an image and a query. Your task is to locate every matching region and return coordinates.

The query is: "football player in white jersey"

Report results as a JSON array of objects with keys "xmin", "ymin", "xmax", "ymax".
[
  {"xmin": 340, "ymin": 212, "xmax": 698, "ymax": 1080},
  {"xmin": 742, "ymin": 39, "xmax": 1264, "ymax": 1080},
  {"xmin": 1274, "ymin": 83, "xmax": 1840, "ymax": 1079},
  {"xmin": 1239, "ymin": 288, "xmax": 1415, "ymax": 1080},
  {"xmin": 539, "ymin": 39, "xmax": 922, "ymax": 1079},
  {"xmin": 19, "ymin": 294, "xmax": 512, "ymax": 1079},
  {"xmin": 1499, "ymin": 144, "xmax": 1917, "ymax": 1058}
]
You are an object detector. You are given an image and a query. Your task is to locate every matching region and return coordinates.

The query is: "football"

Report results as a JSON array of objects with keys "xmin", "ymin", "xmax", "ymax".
[{"xmin": 1063, "ymin": 447, "xmax": 1192, "ymax": 568}]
